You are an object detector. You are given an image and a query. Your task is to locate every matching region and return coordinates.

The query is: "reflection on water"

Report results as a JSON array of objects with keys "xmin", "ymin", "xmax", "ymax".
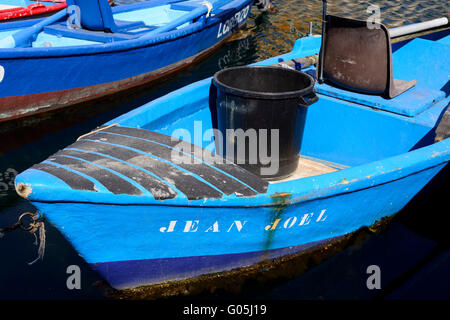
[
  {"xmin": 119, "ymin": 0, "xmax": 449, "ymax": 61},
  {"xmin": 0, "ymin": 0, "xmax": 448, "ymax": 299}
]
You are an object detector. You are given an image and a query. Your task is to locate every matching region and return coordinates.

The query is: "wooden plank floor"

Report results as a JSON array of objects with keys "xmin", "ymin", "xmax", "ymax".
[{"xmin": 271, "ymin": 157, "xmax": 340, "ymax": 184}]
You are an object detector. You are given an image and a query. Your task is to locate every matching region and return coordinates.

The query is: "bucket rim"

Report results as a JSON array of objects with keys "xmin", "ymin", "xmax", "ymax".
[{"xmin": 212, "ymin": 65, "xmax": 316, "ymax": 100}]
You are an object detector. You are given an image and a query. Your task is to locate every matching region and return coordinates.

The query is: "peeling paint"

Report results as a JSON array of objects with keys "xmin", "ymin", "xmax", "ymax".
[
  {"xmin": 15, "ymin": 182, "xmax": 32, "ymax": 199},
  {"xmin": 339, "ymin": 178, "xmax": 358, "ymax": 185},
  {"xmin": 263, "ymin": 192, "xmax": 293, "ymax": 252}
]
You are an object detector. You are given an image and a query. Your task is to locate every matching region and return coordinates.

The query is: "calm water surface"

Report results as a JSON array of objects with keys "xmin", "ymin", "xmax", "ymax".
[{"xmin": 0, "ymin": 0, "xmax": 448, "ymax": 299}]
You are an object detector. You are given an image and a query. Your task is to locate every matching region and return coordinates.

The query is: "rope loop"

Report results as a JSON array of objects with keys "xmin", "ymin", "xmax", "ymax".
[{"xmin": 18, "ymin": 212, "xmax": 38, "ymax": 232}]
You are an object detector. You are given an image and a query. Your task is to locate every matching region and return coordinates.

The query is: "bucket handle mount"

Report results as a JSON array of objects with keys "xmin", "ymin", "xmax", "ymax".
[{"xmin": 298, "ymin": 92, "xmax": 318, "ymax": 107}]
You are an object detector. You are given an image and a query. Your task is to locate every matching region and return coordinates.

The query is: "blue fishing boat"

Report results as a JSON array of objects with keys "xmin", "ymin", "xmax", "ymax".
[
  {"xmin": 14, "ymin": 14, "xmax": 450, "ymax": 291},
  {"xmin": 0, "ymin": 0, "xmax": 252, "ymax": 121}
]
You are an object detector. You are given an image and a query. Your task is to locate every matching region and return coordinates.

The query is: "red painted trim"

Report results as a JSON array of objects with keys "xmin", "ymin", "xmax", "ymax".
[
  {"xmin": 0, "ymin": 2, "xmax": 66, "ymax": 21},
  {"xmin": 0, "ymin": 1, "xmax": 112, "ymax": 21}
]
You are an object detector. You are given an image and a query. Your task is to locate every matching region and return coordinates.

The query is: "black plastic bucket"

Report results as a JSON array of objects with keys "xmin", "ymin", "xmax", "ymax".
[{"xmin": 210, "ymin": 66, "xmax": 318, "ymax": 180}]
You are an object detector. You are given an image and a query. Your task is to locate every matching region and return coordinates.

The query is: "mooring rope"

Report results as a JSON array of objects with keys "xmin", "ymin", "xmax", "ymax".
[
  {"xmin": 28, "ymin": 219, "xmax": 46, "ymax": 265},
  {"xmin": 0, "ymin": 221, "xmax": 21, "ymax": 238},
  {"xmin": 0, "ymin": 212, "xmax": 46, "ymax": 265}
]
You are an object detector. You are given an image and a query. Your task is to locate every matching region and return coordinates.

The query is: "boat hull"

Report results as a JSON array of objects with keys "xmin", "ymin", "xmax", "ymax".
[
  {"xmin": 14, "ymin": 26, "xmax": 450, "ymax": 291},
  {"xmin": 0, "ymin": 38, "xmax": 227, "ymax": 121},
  {"xmin": 0, "ymin": 0, "xmax": 252, "ymax": 121},
  {"xmin": 30, "ymin": 161, "xmax": 447, "ymax": 289}
]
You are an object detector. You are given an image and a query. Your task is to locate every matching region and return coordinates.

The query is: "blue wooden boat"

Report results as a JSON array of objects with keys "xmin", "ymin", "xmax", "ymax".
[
  {"xmin": 0, "ymin": 0, "xmax": 252, "ymax": 121},
  {"xmin": 14, "ymin": 18, "xmax": 450, "ymax": 290}
]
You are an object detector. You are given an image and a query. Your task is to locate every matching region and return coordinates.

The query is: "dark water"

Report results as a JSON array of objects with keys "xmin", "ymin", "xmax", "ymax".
[{"xmin": 0, "ymin": 0, "xmax": 449, "ymax": 300}]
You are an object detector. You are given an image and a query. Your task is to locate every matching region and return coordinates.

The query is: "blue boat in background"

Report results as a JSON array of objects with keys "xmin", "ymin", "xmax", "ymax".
[
  {"xmin": 14, "ymin": 15, "xmax": 450, "ymax": 291},
  {"xmin": 0, "ymin": 0, "xmax": 252, "ymax": 121}
]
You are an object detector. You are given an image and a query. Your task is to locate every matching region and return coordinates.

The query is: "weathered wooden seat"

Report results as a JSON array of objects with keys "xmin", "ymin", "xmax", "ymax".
[{"xmin": 318, "ymin": 15, "xmax": 417, "ymax": 99}]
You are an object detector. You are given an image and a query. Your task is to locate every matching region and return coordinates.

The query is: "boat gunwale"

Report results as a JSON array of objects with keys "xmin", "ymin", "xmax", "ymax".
[{"xmin": 0, "ymin": 0, "xmax": 251, "ymax": 58}]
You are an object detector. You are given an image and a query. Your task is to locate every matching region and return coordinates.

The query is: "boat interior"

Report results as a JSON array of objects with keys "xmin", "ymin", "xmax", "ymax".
[
  {"xmin": 108, "ymin": 21, "xmax": 449, "ymax": 186},
  {"xmin": 0, "ymin": 0, "xmax": 221, "ymax": 48}
]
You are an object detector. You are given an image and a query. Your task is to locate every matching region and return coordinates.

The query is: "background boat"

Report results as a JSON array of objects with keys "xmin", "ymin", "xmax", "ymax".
[{"xmin": 0, "ymin": 0, "xmax": 253, "ymax": 122}]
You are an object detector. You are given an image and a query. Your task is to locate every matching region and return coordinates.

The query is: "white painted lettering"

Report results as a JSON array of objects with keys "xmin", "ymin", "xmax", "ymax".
[
  {"xmin": 227, "ymin": 220, "xmax": 247, "ymax": 232},
  {"xmin": 299, "ymin": 213, "xmax": 314, "ymax": 226},
  {"xmin": 283, "ymin": 216, "xmax": 297, "ymax": 229},
  {"xmin": 316, "ymin": 209, "xmax": 327, "ymax": 222},
  {"xmin": 183, "ymin": 220, "xmax": 199, "ymax": 232},
  {"xmin": 205, "ymin": 221, "xmax": 220, "ymax": 232},
  {"xmin": 160, "ymin": 220, "xmax": 177, "ymax": 232},
  {"xmin": 265, "ymin": 218, "xmax": 281, "ymax": 231}
]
